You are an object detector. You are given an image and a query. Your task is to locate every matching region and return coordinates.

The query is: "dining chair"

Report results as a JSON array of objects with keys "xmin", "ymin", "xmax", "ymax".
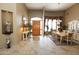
[{"xmin": 66, "ymin": 33, "xmax": 73, "ymax": 45}]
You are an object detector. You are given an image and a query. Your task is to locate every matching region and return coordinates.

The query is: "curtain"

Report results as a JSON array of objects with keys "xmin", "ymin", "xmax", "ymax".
[{"xmin": 44, "ymin": 16, "xmax": 63, "ymax": 32}]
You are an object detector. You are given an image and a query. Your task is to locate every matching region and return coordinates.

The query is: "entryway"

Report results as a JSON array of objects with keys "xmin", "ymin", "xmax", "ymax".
[
  {"xmin": 30, "ymin": 17, "xmax": 43, "ymax": 36},
  {"xmin": 32, "ymin": 21, "xmax": 40, "ymax": 36}
]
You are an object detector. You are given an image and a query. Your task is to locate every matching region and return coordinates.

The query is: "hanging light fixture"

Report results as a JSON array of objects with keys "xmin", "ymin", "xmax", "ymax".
[{"xmin": 58, "ymin": 3, "xmax": 60, "ymax": 5}]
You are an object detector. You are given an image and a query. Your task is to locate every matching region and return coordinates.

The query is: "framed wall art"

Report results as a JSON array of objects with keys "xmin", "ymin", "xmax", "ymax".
[{"xmin": 1, "ymin": 10, "xmax": 13, "ymax": 35}]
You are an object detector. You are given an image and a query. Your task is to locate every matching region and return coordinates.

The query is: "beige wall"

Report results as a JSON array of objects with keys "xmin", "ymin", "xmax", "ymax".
[
  {"xmin": 16, "ymin": 3, "xmax": 28, "ymax": 42},
  {"xmin": 0, "ymin": 3, "xmax": 28, "ymax": 48},
  {"xmin": 65, "ymin": 4, "xmax": 79, "ymax": 25},
  {"xmin": 64, "ymin": 4, "xmax": 79, "ymax": 41},
  {"xmin": 29, "ymin": 10, "xmax": 65, "ymax": 19},
  {"xmin": 29, "ymin": 10, "xmax": 65, "ymax": 27},
  {"xmin": 45, "ymin": 11, "xmax": 65, "ymax": 16},
  {"xmin": 0, "ymin": 3, "xmax": 17, "ymax": 48},
  {"xmin": 29, "ymin": 10, "xmax": 43, "ymax": 19}
]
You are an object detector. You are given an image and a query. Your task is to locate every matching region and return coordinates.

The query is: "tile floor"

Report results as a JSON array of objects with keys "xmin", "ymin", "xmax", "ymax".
[{"xmin": 0, "ymin": 35, "xmax": 79, "ymax": 55}]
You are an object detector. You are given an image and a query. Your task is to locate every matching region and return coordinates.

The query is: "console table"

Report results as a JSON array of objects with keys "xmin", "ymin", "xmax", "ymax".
[{"xmin": 22, "ymin": 31, "xmax": 29, "ymax": 40}]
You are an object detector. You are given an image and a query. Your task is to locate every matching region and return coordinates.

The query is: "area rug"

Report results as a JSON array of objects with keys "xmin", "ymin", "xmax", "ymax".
[{"xmin": 49, "ymin": 35, "xmax": 79, "ymax": 46}]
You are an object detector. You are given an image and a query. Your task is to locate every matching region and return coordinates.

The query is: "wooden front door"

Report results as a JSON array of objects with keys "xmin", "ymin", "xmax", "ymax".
[{"xmin": 32, "ymin": 21, "xmax": 40, "ymax": 36}]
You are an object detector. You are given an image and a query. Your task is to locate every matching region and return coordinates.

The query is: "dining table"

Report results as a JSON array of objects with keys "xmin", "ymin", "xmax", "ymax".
[{"xmin": 55, "ymin": 31, "xmax": 69, "ymax": 44}]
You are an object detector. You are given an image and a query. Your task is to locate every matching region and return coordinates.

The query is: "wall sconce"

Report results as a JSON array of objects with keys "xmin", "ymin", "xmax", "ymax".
[
  {"xmin": 23, "ymin": 17, "xmax": 28, "ymax": 25},
  {"xmin": 23, "ymin": 17, "xmax": 27, "ymax": 21}
]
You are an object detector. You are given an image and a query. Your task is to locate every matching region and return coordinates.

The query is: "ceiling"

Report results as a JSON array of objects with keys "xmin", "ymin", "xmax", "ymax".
[{"xmin": 25, "ymin": 3, "xmax": 75, "ymax": 11}]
